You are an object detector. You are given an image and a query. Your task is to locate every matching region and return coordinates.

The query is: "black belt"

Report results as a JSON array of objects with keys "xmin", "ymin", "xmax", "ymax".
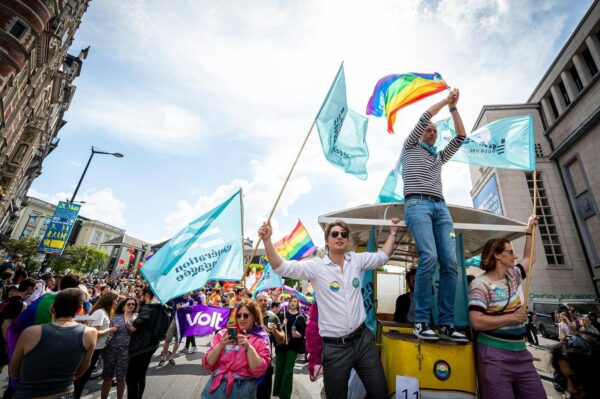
[
  {"xmin": 405, "ymin": 194, "xmax": 445, "ymax": 202},
  {"xmin": 322, "ymin": 322, "xmax": 367, "ymax": 344}
]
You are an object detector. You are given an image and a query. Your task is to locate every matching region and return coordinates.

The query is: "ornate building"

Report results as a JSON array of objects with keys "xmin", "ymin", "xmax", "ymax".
[{"xmin": 0, "ymin": 0, "xmax": 90, "ymax": 235}]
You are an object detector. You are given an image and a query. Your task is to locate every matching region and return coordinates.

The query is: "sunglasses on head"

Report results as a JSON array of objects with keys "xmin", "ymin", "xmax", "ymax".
[
  {"xmin": 236, "ymin": 312, "xmax": 251, "ymax": 319},
  {"xmin": 330, "ymin": 231, "xmax": 349, "ymax": 239}
]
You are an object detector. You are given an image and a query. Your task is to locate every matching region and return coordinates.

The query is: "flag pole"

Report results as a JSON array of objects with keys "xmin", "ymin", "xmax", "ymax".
[
  {"xmin": 243, "ymin": 62, "xmax": 344, "ymax": 278},
  {"xmin": 243, "ymin": 118, "xmax": 318, "ymax": 277},
  {"xmin": 524, "ymin": 170, "xmax": 538, "ymax": 307}
]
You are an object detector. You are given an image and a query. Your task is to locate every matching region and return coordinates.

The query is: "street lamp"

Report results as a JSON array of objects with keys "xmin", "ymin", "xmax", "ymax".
[{"xmin": 70, "ymin": 147, "xmax": 124, "ymax": 203}]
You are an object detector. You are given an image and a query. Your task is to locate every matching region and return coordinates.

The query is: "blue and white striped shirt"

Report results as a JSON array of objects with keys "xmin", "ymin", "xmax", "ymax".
[{"xmin": 401, "ymin": 111, "xmax": 464, "ymax": 199}]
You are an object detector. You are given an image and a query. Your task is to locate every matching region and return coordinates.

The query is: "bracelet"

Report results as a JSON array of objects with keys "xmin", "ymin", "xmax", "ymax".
[
  {"xmin": 525, "ymin": 233, "xmax": 532, "ymax": 236},
  {"xmin": 390, "ymin": 231, "xmax": 397, "ymax": 236},
  {"xmin": 449, "ymin": 107, "xmax": 458, "ymax": 113}
]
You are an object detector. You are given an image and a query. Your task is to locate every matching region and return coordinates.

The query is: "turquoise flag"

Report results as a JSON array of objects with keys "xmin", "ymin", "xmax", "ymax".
[
  {"xmin": 435, "ymin": 114, "xmax": 535, "ymax": 171},
  {"xmin": 316, "ymin": 63, "xmax": 369, "ymax": 180},
  {"xmin": 252, "ymin": 263, "xmax": 283, "ymax": 298},
  {"xmin": 141, "ymin": 190, "xmax": 244, "ymax": 303},
  {"xmin": 377, "ymin": 149, "xmax": 404, "ymax": 203}
]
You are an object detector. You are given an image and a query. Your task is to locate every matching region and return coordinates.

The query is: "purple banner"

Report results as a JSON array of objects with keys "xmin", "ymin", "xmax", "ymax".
[{"xmin": 175, "ymin": 304, "xmax": 231, "ymax": 338}]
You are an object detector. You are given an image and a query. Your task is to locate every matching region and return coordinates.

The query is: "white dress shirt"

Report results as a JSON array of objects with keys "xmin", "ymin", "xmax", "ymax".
[{"xmin": 273, "ymin": 250, "xmax": 389, "ymax": 337}]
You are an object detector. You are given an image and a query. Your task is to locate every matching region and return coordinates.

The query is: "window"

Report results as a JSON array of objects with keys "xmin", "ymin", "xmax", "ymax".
[
  {"xmin": 558, "ymin": 81, "xmax": 570, "ymax": 107},
  {"xmin": 20, "ymin": 227, "xmax": 33, "ymax": 238},
  {"xmin": 91, "ymin": 231, "xmax": 103, "ymax": 246},
  {"xmin": 570, "ymin": 66, "xmax": 584, "ymax": 93},
  {"xmin": 526, "ymin": 172, "xmax": 565, "ymax": 266},
  {"xmin": 548, "ymin": 94, "xmax": 559, "ymax": 118},
  {"xmin": 535, "ymin": 144, "xmax": 544, "ymax": 158},
  {"xmin": 12, "ymin": 144, "xmax": 28, "ymax": 164},
  {"xmin": 582, "ymin": 48, "xmax": 598, "ymax": 76},
  {"xmin": 103, "ymin": 233, "xmax": 111, "ymax": 243},
  {"xmin": 9, "ymin": 21, "xmax": 27, "ymax": 39}
]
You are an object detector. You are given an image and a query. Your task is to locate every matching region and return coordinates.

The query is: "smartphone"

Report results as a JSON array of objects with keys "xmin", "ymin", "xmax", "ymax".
[{"xmin": 227, "ymin": 327, "xmax": 238, "ymax": 344}]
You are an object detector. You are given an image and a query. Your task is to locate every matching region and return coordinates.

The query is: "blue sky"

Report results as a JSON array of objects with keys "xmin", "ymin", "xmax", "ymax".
[{"xmin": 30, "ymin": 0, "xmax": 593, "ymax": 246}]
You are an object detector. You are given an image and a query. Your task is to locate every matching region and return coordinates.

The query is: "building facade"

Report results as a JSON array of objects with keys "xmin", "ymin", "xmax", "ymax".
[
  {"xmin": 470, "ymin": 0, "xmax": 600, "ymax": 300},
  {"xmin": 11, "ymin": 196, "xmax": 125, "ymax": 254},
  {"xmin": 100, "ymin": 235, "xmax": 151, "ymax": 278},
  {"xmin": 0, "ymin": 0, "xmax": 90, "ymax": 235}
]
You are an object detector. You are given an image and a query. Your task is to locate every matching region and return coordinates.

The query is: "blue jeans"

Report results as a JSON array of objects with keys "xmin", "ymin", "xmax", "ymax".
[
  {"xmin": 405, "ymin": 198, "xmax": 457, "ymax": 325},
  {"xmin": 200, "ymin": 376, "xmax": 256, "ymax": 399}
]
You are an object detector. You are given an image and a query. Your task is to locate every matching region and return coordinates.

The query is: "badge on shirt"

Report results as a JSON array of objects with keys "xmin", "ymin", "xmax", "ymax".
[
  {"xmin": 352, "ymin": 277, "xmax": 360, "ymax": 288},
  {"xmin": 329, "ymin": 281, "xmax": 340, "ymax": 293}
]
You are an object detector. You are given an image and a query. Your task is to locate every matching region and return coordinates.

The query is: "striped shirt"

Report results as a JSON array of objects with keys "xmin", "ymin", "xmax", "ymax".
[
  {"xmin": 401, "ymin": 111, "xmax": 465, "ymax": 199},
  {"xmin": 468, "ymin": 264, "xmax": 527, "ymax": 351}
]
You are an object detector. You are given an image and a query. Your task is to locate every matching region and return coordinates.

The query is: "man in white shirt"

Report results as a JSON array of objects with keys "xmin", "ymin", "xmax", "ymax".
[{"xmin": 258, "ymin": 218, "xmax": 399, "ymax": 399}]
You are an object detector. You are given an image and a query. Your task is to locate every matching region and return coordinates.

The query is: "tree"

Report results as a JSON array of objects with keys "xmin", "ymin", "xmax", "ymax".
[
  {"xmin": 0, "ymin": 237, "xmax": 42, "ymax": 271},
  {"xmin": 47, "ymin": 245, "xmax": 109, "ymax": 275}
]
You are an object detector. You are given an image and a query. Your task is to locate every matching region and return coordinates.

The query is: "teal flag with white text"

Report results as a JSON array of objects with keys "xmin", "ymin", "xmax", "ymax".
[
  {"xmin": 377, "ymin": 152, "xmax": 404, "ymax": 203},
  {"xmin": 141, "ymin": 190, "xmax": 244, "ymax": 303},
  {"xmin": 252, "ymin": 263, "xmax": 284, "ymax": 298},
  {"xmin": 435, "ymin": 114, "xmax": 535, "ymax": 171},
  {"xmin": 316, "ymin": 63, "xmax": 369, "ymax": 180}
]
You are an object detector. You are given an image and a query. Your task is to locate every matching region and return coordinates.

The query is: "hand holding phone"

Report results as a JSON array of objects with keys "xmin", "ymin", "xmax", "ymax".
[{"xmin": 227, "ymin": 327, "xmax": 238, "ymax": 344}]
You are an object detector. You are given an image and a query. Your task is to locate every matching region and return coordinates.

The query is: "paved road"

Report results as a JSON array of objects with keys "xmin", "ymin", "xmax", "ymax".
[{"xmin": 0, "ymin": 334, "xmax": 563, "ymax": 398}]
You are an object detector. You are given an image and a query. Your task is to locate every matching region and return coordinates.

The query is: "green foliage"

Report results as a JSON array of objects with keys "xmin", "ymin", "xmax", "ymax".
[
  {"xmin": 47, "ymin": 245, "xmax": 110, "ymax": 274},
  {"xmin": 284, "ymin": 278, "xmax": 301, "ymax": 290},
  {"xmin": 0, "ymin": 237, "xmax": 41, "ymax": 270}
]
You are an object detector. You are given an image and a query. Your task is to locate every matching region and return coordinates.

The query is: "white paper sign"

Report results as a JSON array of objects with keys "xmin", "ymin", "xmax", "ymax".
[{"xmin": 396, "ymin": 375, "xmax": 419, "ymax": 399}]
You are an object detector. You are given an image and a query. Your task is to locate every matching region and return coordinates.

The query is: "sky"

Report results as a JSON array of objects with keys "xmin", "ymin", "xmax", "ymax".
[{"xmin": 30, "ymin": 0, "xmax": 594, "ymax": 247}]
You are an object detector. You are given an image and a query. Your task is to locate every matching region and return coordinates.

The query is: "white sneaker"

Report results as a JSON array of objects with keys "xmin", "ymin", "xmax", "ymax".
[
  {"xmin": 439, "ymin": 325, "xmax": 469, "ymax": 343},
  {"xmin": 413, "ymin": 323, "xmax": 439, "ymax": 341}
]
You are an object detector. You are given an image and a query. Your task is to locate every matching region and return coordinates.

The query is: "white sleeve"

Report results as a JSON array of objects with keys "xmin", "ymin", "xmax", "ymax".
[
  {"xmin": 357, "ymin": 251, "xmax": 390, "ymax": 271},
  {"xmin": 89, "ymin": 310, "xmax": 103, "ymax": 327},
  {"xmin": 272, "ymin": 259, "xmax": 318, "ymax": 280}
]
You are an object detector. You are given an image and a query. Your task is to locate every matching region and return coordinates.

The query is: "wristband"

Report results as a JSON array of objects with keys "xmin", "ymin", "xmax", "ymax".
[
  {"xmin": 390, "ymin": 231, "xmax": 397, "ymax": 236},
  {"xmin": 525, "ymin": 233, "xmax": 532, "ymax": 236},
  {"xmin": 449, "ymin": 107, "xmax": 458, "ymax": 113}
]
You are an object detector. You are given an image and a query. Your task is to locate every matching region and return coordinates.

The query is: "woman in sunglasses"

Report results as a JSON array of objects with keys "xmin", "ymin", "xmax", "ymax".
[
  {"xmin": 100, "ymin": 297, "xmax": 138, "ymax": 399},
  {"xmin": 551, "ymin": 332, "xmax": 600, "ymax": 399},
  {"xmin": 201, "ymin": 299, "xmax": 271, "ymax": 398},
  {"xmin": 468, "ymin": 215, "xmax": 545, "ymax": 399}
]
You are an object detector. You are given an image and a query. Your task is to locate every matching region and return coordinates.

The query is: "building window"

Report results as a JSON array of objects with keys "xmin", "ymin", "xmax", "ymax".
[
  {"xmin": 526, "ymin": 172, "xmax": 565, "ymax": 266},
  {"xmin": 91, "ymin": 230, "xmax": 103, "ymax": 247},
  {"xmin": 558, "ymin": 81, "xmax": 570, "ymax": 107},
  {"xmin": 12, "ymin": 144, "xmax": 28, "ymax": 164},
  {"xmin": 582, "ymin": 48, "xmax": 598, "ymax": 76},
  {"xmin": 569, "ymin": 66, "xmax": 584, "ymax": 93},
  {"xmin": 9, "ymin": 21, "xmax": 27, "ymax": 39},
  {"xmin": 548, "ymin": 94, "xmax": 559, "ymax": 118},
  {"xmin": 535, "ymin": 144, "xmax": 544, "ymax": 158}
]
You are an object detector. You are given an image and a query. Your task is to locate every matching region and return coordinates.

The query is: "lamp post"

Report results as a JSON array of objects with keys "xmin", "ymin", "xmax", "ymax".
[{"xmin": 70, "ymin": 147, "xmax": 124, "ymax": 203}]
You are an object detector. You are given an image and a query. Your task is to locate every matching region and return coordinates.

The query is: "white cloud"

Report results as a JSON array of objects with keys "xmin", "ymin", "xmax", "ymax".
[{"xmin": 28, "ymin": 187, "xmax": 126, "ymax": 229}]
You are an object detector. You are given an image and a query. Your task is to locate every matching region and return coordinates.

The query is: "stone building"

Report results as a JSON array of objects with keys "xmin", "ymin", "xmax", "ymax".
[
  {"xmin": 0, "ymin": 0, "xmax": 90, "ymax": 235},
  {"xmin": 470, "ymin": 0, "xmax": 600, "ymax": 300}
]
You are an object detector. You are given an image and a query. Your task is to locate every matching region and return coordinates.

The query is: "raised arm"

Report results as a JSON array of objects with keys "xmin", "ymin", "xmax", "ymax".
[
  {"xmin": 521, "ymin": 215, "xmax": 539, "ymax": 270},
  {"xmin": 381, "ymin": 217, "xmax": 400, "ymax": 257},
  {"xmin": 258, "ymin": 221, "xmax": 284, "ymax": 269}
]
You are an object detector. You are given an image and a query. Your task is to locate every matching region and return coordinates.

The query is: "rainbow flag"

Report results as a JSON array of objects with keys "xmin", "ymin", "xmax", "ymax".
[
  {"xmin": 366, "ymin": 72, "xmax": 448, "ymax": 133},
  {"xmin": 283, "ymin": 285, "xmax": 314, "ymax": 305},
  {"xmin": 274, "ymin": 220, "xmax": 317, "ymax": 261}
]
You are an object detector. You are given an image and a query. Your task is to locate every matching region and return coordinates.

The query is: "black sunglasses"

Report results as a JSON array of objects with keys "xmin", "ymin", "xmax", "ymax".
[
  {"xmin": 236, "ymin": 312, "xmax": 251, "ymax": 319},
  {"xmin": 330, "ymin": 231, "xmax": 349, "ymax": 239}
]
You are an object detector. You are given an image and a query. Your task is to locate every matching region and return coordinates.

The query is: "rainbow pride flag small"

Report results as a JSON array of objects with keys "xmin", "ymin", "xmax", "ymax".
[
  {"xmin": 283, "ymin": 285, "xmax": 314, "ymax": 305},
  {"xmin": 366, "ymin": 72, "xmax": 448, "ymax": 133},
  {"xmin": 274, "ymin": 220, "xmax": 317, "ymax": 261}
]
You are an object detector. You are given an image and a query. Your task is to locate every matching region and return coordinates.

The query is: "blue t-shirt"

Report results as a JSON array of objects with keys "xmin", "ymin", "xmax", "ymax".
[{"xmin": 170, "ymin": 297, "xmax": 194, "ymax": 317}]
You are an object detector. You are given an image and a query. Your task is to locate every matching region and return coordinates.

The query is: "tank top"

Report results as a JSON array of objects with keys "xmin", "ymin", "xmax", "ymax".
[{"xmin": 14, "ymin": 323, "xmax": 86, "ymax": 398}]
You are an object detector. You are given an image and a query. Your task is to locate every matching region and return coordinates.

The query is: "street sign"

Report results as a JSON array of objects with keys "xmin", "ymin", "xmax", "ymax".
[{"xmin": 38, "ymin": 201, "xmax": 81, "ymax": 254}]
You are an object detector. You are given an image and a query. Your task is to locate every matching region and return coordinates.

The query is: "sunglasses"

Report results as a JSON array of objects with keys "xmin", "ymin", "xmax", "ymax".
[
  {"xmin": 236, "ymin": 312, "xmax": 251, "ymax": 319},
  {"xmin": 330, "ymin": 231, "xmax": 349, "ymax": 239},
  {"xmin": 126, "ymin": 303, "xmax": 136, "ymax": 307}
]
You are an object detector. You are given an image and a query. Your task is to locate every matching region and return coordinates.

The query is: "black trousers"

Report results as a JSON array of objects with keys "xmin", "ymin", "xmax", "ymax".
[
  {"xmin": 73, "ymin": 348, "xmax": 103, "ymax": 398},
  {"xmin": 184, "ymin": 336, "xmax": 196, "ymax": 348},
  {"xmin": 126, "ymin": 350, "xmax": 154, "ymax": 399},
  {"xmin": 322, "ymin": 328, "xmax": 388, "ymax": 399},
  {"xmin": 256, "ymin": 363, "xmax": 274, "ymax": 399}
]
